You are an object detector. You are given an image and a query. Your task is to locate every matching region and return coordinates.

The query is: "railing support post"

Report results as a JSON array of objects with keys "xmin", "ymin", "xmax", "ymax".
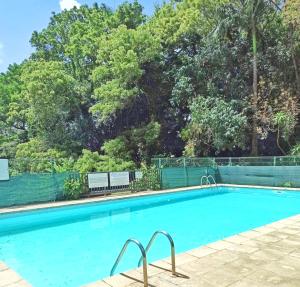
[
  {"xmin": 111, "ymin": 239, "xmax": 148, "ymax": 287},
  {"xmin": 138, "ymin": 230, "xmax": 176, "ymax": 276}
]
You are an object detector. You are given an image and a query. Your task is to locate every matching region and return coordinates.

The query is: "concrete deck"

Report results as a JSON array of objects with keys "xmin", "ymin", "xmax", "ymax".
[
  {"xmin": 0, "ymin": 262, "xmax": 30, "ymax": 287},
  {"xmin": 85, "ymin": 214, "xmax": 300, "ymax": 287}
]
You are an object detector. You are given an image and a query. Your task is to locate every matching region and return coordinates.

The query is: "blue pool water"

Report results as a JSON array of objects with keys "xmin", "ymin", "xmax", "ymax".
[{"xmin": 0, "ymin": 186, "xmax": 300, "ymax": 287}]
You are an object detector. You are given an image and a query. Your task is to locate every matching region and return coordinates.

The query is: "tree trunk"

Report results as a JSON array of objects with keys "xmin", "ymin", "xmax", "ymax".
[
  {"xmin": 276, "ymin": 127, "xmax": 286, "ymax": 155},
  {"xmin": 289, "ymin": 28, "xmax": 300, "ymax": 96},
  {"xmin": 251, "ymin": 13, "xmax": 258, "ymax": 156}
]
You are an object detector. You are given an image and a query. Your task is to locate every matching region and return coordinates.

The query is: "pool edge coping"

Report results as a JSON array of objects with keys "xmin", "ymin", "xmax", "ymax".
[
  {"xmin": 0, "ymin": 183, "xmax": 300, "ymax": 215},
  {"xmin": 0, "ymin": 261, "xmax": 31, "ymax": 287}
]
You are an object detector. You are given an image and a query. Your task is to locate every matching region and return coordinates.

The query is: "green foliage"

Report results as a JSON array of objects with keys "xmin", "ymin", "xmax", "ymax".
[
  {"xmin": 63, "ymin": 176, "xmax": 83, "ymax": 200},
  {"xmin": 0, "ymin": 64, "xmax": 27, "ymax": 158},
  {"xmin": 12, "ymin": 139, "xmax": 70, "ymax": 173},
  {"xmin": 150, "ymin": 0, "xmax": 228, "ymax": 45},
  {"xmin": 21, "ymin": 61, "xmax": 79, "ymax": 148},
  {"xmin": 102, "ymin": 137, "xmax": 132, "ymax": 161},
  {"xmin": 74, "ymin": 149, "xmax": 135, "ymax": 174},
  {"xmin": 0, "ymin": 0, "xmax": 299, "ymax": 164},
  {"xmin": 291, "ymin": 144, "xmax": 300, "ymax": 155},
  {"xmin": 274, "ymin": 111, "xmax": 296, "ymax": 141},
  {"xmin": 91, "ymin": 25, "xmax": 160, "ymax": 121},
  {"xmin": 130, "ymin": 165, "xmax": 160, "ymax": 191},
  {"xmin": 114, "ymin": 0, "xmax": 146, "ymax": 29},
  {"xmin": 282, "ymin": 181, "xmax": 294, "ymax": 188},
  {"xmin": 183, "ymin": 97, "xmax": 247, "ymax": 155}
]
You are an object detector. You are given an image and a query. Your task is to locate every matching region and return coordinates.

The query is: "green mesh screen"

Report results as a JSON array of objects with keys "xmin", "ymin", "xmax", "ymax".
[
  {"xmin": 0, "ymin": 158, "xmax": 79, "ymax": 208},
  {"xmin": 0, "ymin": 172, "xmax": 79, "ymax": 208},
  {"xmin": 152, "ymin": 156, "xmax": 300, "ymax": 189}
]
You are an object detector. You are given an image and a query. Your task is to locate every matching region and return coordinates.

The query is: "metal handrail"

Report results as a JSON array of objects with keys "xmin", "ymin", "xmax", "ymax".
[
  {"xmin": 138, "ymin": 230, "xmax": 176, "ymax": 276},
  {"xmin": 110, "ymin": 239, "xmax": 148, "ymax": 287},
  {"xmin": 201, "ymin": 175, "xmax": 209, "ymax": 186},
  {"xmin": 201, "ymin": 175, "xmax": 217, "ymax": 186},
  {"xmin": 207, "ymin": 175, "xmax": 217, "ymax": 186}
]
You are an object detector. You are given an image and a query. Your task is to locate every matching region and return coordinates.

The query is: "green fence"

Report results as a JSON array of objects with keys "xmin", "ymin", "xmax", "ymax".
[
  {"xmin": 0, "ymin": 158, "xmax": 79, "ymax": 208},
  {"xmin": 152, "ymin": 158, "xmax": 218, "ymax": 189},
  {"xmin": 1, "ymin": 156, "xmax": 300, "ymax": 208},
  {"xmin": 152, "ymin": 156, "xmax": 300, "ymax": 189},
  {"xmin": 0, "ymin": 172, "xmax": 79, "ymax": 208}
]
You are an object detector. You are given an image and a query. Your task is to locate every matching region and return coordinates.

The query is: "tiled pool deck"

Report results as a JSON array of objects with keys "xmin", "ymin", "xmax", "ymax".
[
  {"xmin": 1, "ymin": 185, "xmax": 300, "ymax": 287},
  {"xmin": 0, "ymin": 262, "xmax": 30, "ymax": 287}
]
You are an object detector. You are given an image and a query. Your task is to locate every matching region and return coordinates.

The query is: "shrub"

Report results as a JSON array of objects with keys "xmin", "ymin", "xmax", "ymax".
[
  {"xmin": 282, "ymin": 181, "xmax": 294, "ymax": 188},
  {"xmin": 74, "ymin": 149, "xmax": 135, "ymax": 173},
  {"xmin": 130, "ymin": 165, "xmax": 160, "ymax": 192},
  {"xmin": 63, "ymin": 177, "xmax": 83, "ymax": 200}
]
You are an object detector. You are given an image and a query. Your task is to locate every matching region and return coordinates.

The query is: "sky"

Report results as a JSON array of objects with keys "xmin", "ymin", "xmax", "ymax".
[{"xmin": 0, "ymin": 0, "xmax": 163, "ymax": 73}]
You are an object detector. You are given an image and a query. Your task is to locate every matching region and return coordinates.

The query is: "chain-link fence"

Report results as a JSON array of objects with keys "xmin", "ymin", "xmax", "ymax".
[{"xmin": 152, "ymin": 156, "xmax": 300, "ymax": 189}]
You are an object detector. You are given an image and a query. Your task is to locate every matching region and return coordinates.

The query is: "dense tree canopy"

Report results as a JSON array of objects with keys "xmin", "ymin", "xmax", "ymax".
[{"xmin": 0, "ymin": 0, "xmax": 299, "ymax": 171}]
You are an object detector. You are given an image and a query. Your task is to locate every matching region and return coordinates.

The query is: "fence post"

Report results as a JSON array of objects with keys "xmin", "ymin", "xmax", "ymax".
[
  {"xmin": 50, "ymin": 159, "xmax": 59, "ymax": 202},
  {"xmin": 158, "ymin": 158, "xmax": 162, "ymax": 189},
  {"xmin": 183, "ymin": 158, "xmax": 188, "ymax": 187}
]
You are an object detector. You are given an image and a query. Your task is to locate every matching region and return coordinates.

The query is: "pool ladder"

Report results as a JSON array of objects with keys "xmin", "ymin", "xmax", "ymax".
[
  {"xmin": 201, "ymin": 175, "xmax": 218, "ymax": 188},
  {"xmin": 110, "ymin": 230, "xmax": 176, "ymax": 287}
]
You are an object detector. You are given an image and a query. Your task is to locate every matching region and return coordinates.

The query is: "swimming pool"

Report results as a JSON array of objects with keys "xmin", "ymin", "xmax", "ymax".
[{"xmin": 0, "ymin": 186, "xmax": 300, "ymax": 287}]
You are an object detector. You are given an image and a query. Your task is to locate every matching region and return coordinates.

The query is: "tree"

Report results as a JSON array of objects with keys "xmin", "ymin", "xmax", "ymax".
[
  {"xmin": 283, "ymin": 0, "xmax": 300, "ymax": 94},
  {"xmin": 182, "ymin": 97, "xmax": 247, "ymax": 155},
  {"xmin": 21, "ymin": 60, "xmax": 78, "ymax": 150},
  {"xmin": 0, "ymin": 64, "xmax": 27, "ymax": 158},
  {"xmin": 0, "ymin": 0, "xmax": 299, "ymax": 169},
  {"xmin": 91, "ymin": 25, "xmax": 161, "ymax": 121}
]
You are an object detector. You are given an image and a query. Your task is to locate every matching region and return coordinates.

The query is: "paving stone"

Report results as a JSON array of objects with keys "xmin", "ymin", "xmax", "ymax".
[
  {"xmin": 239, "ymin": 230, "xmax": 261, "ymax": 239},
  {"xmin": 249, "ymin": 247, "xmax": 286, "ymax": 262},
  {"xmin": 178, "ymin": 278, "xmax": 216, "ymax": 287},
  {"xmin": 166, "ymin": 253, "xmax": 197, "ymax": 266},
  {"xmin": 0, "ymin": 262, "xmax": 8, "ymax": 272},
  {"xmin": 228, "ymin": 278, "xmax": 272, "ymax": 287},
  {"xmin": 205, "ymin": 249, "xmax": 243, "ymax": 263},
  {"xmin": 8, "ymin": 280, "xmax": 32, "ymax": 287},
  {"xmin": 254, "ymin": 234, "xmax": 282, "ymax": 243},
  {"xmin": 267, "ymin": 231, "xmax": 292, "ymax": 240},
  {"xmin": 177, "ymin": 256, "xmax": 224, "ymax": 276},
  {"xmin": 223, "ymin": 260, "xmax": 255, "ymax": 277},
  {"xmin": 186, "ymin": 246, "xmax": 217, "ymax": 258},
  {"xmin": 270, "ymin": 239, "xmax": 299, "ymax": 254},
  {"xmin": 0, "ymin": 269, "xmax": 22, "ymax": 287},
  {"xmin": 225, "ymin": 235, "xmax": 250, "ymax": 244},
  {"xmin": 253, "ymin": 226, "xmax": 276, "ymax": 234},
  {"xmin": 103, "ymin": 274, "xmax": 137, "ymax": 287},
  {"xmin": 262, "ymin": 256, "xmax": 300, "ymax": 280},
  {"xmin": 150, "ymin": 259, "xmax": 173, "ymax": 271},
  {"xmin": 202, "ymin": 267, "xmax": 244, "ymax": 287},
  {"xmin": 280, "ymin": 228, "xmax": 300, "ymax": 235},
  {"xmin": 243, "ymin": 269, "xmax": 300, "ymax": 286},
  {"xmin": 289, "ymin": 248, "xmax": 300, "ymax": 259},
  {"xmin": 84, "ymin": 282, "xmax": 111, "ymax": 287},
  {"xmin": 226, "ymin": 243, "xmax": 259, "ymax": 254},
  {"xmin": 206, "ymin": 240, "xmax": 236, "ymax": 250}
]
